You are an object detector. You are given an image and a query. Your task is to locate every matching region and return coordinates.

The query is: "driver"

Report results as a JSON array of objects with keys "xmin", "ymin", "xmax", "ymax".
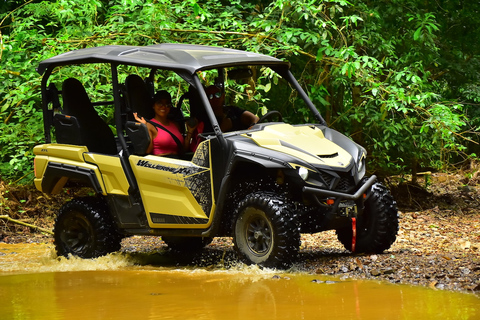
[
  {"xmin": 188, "ymin": 85, "xmax": 259, "ymax": 152},
  {"xmin": 205, "ymin": 85, "xmax": 259, "ymax": 132}
]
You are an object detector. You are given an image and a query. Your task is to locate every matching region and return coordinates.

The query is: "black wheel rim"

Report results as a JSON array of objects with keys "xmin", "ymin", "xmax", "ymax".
[
  {"xmin": 60, "ymin": 212, "xmax": 94, "ymax": 255},
  {"xmin": 244, "ymin": 208, "xmax": 273, "ymax": 256}
]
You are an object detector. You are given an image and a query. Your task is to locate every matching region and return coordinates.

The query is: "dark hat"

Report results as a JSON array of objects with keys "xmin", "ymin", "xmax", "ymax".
[{"xmin": 154, "ymin": 90, "xmax": 171, "ymax": 102}]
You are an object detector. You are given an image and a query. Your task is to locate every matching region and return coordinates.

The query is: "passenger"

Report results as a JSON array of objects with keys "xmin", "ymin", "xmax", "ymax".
[{"xmin": 134, "ymin": 90, "xmax": 196, "ymax": 156}]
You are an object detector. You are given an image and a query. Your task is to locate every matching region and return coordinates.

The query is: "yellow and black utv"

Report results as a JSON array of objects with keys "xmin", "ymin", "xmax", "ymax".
[{"xmin": 33, "ymin": 44, "xmax": 398, "ymax": 268}]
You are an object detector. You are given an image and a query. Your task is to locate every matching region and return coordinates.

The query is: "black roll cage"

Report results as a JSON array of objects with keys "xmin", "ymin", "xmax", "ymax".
[{"xmin": 38, "ymin": 44, "xmax": 326, "ymax": 150}]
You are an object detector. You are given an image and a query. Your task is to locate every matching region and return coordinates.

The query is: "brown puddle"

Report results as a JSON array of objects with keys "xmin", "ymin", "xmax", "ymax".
[{"xmin": 1, "ymin": 243, "xmax": 479, "ymax": 320}]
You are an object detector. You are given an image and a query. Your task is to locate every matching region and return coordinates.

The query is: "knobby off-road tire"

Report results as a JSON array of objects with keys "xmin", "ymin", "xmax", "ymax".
[
  {"xmin": 336, "ymin": 182, "xmax": 398, "ymax": 253},
  {"xmin": 54, "ymin": 197, "xmax": 122, "ymax": 259},
  {"xmin": 233, "ymin": 192, "xmax": 300, "ymax": 269},
  {"xmin": 162, "ymin": 236, "xmax": 213, "ymax": 252}
]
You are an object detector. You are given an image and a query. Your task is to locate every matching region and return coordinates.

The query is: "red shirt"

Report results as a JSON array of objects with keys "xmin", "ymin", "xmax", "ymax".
[{"xmin": 150, "ymin": 119, "xmax": 184, "ymax": 155}]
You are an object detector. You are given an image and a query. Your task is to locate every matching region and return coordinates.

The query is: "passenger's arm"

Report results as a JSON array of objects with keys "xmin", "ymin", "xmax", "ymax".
[{"xmin": 184, "ymin": 118, "xmax": 198, "ymax": 152}]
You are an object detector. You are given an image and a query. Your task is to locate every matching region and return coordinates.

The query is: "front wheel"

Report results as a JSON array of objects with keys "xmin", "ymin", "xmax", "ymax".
[
  {"xmin": 54, "ymin": 197, "xmax": 122, "ymax": 259},
  {"xmin": 336, "ymin": 182, "xmax": 398, "ymax": 253},
  {"xmin": 233, "ymin": 192, "xmax": 300, "ymax": 269}
]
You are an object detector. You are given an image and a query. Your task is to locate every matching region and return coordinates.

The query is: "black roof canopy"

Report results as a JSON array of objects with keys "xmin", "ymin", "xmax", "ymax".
[{"xmin": 37, "ymin": 43, "xmax": 290, "ymax": 75}]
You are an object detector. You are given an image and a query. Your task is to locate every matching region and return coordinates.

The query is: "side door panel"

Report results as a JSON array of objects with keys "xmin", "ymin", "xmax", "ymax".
[{"xmin": 129, "ymin": 141, "xmax": 214, "ymax": 229}]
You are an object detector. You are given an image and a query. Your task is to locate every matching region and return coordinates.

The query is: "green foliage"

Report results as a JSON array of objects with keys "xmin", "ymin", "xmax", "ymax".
[
  {"xmin": 312, "ymin": 0, "xmax": 478, "ymax": 175},
  {"xmin": 0, "ymin": 0, "xmax": 479, "ymax": 181}
]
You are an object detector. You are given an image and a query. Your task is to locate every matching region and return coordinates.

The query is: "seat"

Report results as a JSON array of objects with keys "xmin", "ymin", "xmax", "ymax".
[
  {"xmin": 125, "ymin": 121, "xmax": 151, "ymax": 156},
  {"xmin": 56, "ymin": 78, "xmax": 117, "ymax": 154},
  {"xmin": 125, "ymin": 74, "xmax": 154, "ymax": 120},
  {"xmin": 189, "ymin": 85, "xmax": 213, "ymax": 133},
  {"xmin": 168, "ymin": 97, "xmax": 186, "ymax": 135}
]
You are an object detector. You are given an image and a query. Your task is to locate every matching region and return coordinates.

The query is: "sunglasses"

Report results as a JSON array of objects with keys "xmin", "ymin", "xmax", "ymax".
[
  {"xmin": 208, "ymin": 92, "xmax": 222, "ymax": 100},
  {"xmin": 154, "ymin": 102, "xmax": 172, "ymax": 108}
]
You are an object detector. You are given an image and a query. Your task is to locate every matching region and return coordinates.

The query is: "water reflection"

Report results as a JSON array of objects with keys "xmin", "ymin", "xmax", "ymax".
[{"xmin": 1, "ymin": 243, "xmax": 479, "ymax": 320}]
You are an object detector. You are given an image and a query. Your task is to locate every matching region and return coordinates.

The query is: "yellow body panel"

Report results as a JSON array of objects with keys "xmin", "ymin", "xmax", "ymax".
[
  {"xmin": 34, "ymin": 144, "xmax": 88, "ymax": 161},
  {"xmin": 33, "ymin": 144, "xmax": 106, "ymax": 195},
  {"xmin": 83, "ymin": 153, "xmax": 129, "ymax": 195},
  {"xmin": 33, "ymin": 155, "xmax": 49, "ymax": 191},
  {"xmin": 245, "ymin": 124, "xmax": 353, "ymax": 168},
  {"xmin": 129, "ymin": 152, "xmax": 214, "ymax": 229}
]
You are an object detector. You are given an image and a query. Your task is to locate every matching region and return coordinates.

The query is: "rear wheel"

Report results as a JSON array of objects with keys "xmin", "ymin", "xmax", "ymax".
[
  {"xmin": 233, "ymin": 192, "xmax": 300, "ymax": 269},
  {"xmin": 336, "ymin": 182, "xmax": 398, "ymax": 253},
  {"xmin": 54, "ymin": 197, "xmax": 122, "ymax": 258}
]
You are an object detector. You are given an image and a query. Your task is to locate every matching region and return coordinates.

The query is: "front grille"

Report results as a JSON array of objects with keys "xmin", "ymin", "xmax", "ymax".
[
  {"xmin": 336, "ymin": 176, "xmax": 354, "ymax": 192},
  {"xmin": 319, "ymin": 172, "xmax": 334, "ymax": 188},
  {"xmin": 319, "ymin": 172, "xmax": 355, "ymax": 192}
]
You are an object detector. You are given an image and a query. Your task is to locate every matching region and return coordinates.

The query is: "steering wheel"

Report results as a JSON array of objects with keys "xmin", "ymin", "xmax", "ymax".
[{"xmin": 256, "ymin": 110, "xmax": 283, "ymax": 123}]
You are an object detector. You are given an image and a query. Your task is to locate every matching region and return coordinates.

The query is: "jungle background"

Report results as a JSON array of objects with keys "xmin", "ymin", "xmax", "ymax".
[
  {"xmin": 2, "ymin": 0, "xmax": 480, "ymax": 183},
  {"xmin": 1, "ymin": 0, "xmax": 480, "ymax": 192},
  {"xmin": 1, "ymin": 1, "xmax": 479, "ymax": 292}
]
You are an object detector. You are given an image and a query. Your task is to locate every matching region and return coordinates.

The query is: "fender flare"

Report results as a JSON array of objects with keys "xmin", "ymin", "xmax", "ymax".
[{"xmin": 41, "ymin": 162, "xmax": 104, "ymax": 194}]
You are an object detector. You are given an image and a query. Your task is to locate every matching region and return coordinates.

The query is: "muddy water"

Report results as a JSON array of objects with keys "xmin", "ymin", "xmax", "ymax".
[{"xmin": 1, "ymin": 243, "xmax": 479, "ymax": 320}]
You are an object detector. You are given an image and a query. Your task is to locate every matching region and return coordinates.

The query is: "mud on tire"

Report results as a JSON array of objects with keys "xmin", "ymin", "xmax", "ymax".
[
  {"xmin": 336, "ymin": 182, "xmax": 398, "ymax": 253},
  {"xmin": 54, "ymin": 197, "xmax": 122, "ymax": 258},
  {"xmin": 233, "ymin": 191, "xmax": 300, "ymax": 269}
]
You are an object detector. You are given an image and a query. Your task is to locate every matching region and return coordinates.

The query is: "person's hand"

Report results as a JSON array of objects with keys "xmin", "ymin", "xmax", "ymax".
[
  {"xmin": 133, "ymin": 112, "xmax": 146, "ymax": 125},
  {"xmin": 185, "ymin": 117, "xmax": 198, "ymax": 132}
]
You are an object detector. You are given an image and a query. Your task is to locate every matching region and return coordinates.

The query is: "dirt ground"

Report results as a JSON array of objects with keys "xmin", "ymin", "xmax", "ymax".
[{"xmin": 1, "ymin": 171, "xmax": 479, "ymax": 294}]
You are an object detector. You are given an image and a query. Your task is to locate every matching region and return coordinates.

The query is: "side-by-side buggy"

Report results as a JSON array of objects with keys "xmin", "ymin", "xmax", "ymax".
[{"xmin": 33, "ymin": 44, "xmax": 398, "ymax": 268}]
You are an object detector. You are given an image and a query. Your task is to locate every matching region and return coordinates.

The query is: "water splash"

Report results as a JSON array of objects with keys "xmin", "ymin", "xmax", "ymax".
[
  {"xmin": 0, "ymin": 243, "xmax": 288, "ymax": 279},
  {"xmin": 0, "ymin": 243, "xmax": 134, "ymax": 274}
]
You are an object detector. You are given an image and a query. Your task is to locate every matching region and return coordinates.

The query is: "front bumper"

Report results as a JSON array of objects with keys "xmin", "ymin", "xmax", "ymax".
[
  {"xmin": 299, "ymin": 175, "xmax": 377, "ymax": 231},
  {"xmin": 303, "ymin": 175, "xmax": 377, "ymax": 201},
  {"xmin": 303, "ymin": 175, "xmax": 377, "ymax": 221}
]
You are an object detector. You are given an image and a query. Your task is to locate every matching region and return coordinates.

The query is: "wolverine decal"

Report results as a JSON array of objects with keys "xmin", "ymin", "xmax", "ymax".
[
  {"xmin": 186, "ymin": 141, "xmax": 213, "ymax": 218},
  {"xmin": 191, "ymin": 141, "xmax": 210, "ymax": 168},
  {"xmin": 132, "ymin": 140, "xmax": 213, "ymax": 226}
]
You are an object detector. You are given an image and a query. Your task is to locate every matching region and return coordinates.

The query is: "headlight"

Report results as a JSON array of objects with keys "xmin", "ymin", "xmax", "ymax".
[
  {"xmin": 298, "ymin": 167, "xmax": 309, "ymax": 180},
  {"xmin": 357, "ymin": 152, "xmax": 366, "ymax": 172}
]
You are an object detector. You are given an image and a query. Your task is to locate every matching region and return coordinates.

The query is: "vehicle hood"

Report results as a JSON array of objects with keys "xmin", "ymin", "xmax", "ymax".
[{"xmin": 242, "ymin": 124, "xmax": 353, "ymax": 169}]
